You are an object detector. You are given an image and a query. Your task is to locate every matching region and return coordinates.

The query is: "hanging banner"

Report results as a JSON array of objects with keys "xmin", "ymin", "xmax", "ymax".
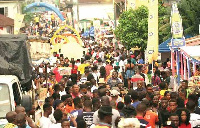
[
  {"xmin": 147, "ymin": 0, "xmax": 158, "ymax": 63},
  {"xmin": 171, "ymin": 38, "xmax": 185, "ymax": 48}
]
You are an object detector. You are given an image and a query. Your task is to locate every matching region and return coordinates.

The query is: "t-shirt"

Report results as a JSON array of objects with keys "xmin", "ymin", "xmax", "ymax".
[
  {"xmin": 82, "ymin": 112, "xmax": 94, "ymax": 128},
  {"xmin": 190, "ymin": 113, "xmax": 200, "ymax": 128},
  {"xmin": 49, "ymin": 123, "xmax": 61, "ymax": 128},
  {"xmin": 78, "ymin": 63, "xmax": 90, "ymax": 74},
  {"xmin": 131, "ymin": 101, "xmax": 141, "ymax": 109},
  {"xmin": 65, "ymin": 104, "xmax": 74, "ymax": 114},
  {"xmin": 144, "ymin": 110, "xmax": 159, "ymax": 128},
  {"xmin": 39, "ymin": 116, "xmax": 52, "ymax": 128},
  {"xmin": 135, "ymin": 116, "xmax": 151, "ymax": 128}
]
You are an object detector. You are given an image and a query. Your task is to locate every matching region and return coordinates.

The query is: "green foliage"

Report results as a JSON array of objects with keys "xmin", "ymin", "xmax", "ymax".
[
  {"xmin": 115, "ymin": 6, "xmax": 148, "ymax": 51},
  {"xmin": 115, "ymin": 4, "xmax": 172, "ymax": 50},
  {"xmin": 158, "ymin": 3, "xmax": 171, "ymax": 43},
  {"xmin": 178, "ymin": 0, "xmax": 200, "ymax": 36},
  {"xmin": 21, "ymin": 0, "xmax": 34, "ymax": 24}
]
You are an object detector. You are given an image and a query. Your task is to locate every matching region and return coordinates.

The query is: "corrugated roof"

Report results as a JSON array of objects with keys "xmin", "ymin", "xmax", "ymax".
[{"xmin": 0, "ymin": 14, "xmax": 14, "ymax": 27}]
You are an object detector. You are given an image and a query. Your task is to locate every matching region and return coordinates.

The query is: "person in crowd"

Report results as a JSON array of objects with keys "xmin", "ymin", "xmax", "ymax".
[
  {"xmin": 15, "ymin": 113, "xmax": 31, "ymax": 128},
  {"xmin": 122, "ymin": 95, "xmax": 136, "ymax": 118},
  {"xmin": 116, "ymin": 102, "xmax": 125, "ymax": 117},
  {"xmin": 92, "ymin": 98, "xmax": 101, "ymax": 112},
  {"xmin": 71, "ymin": 84, "xmax": 81, "ymax": 99},
  {"xmin": 142, "ymin": 99, "xmax": 159, "ymax": 128},
  {"xmin": 164, "ymin": 91, "xmax": 171, "ymax": 101},
  {"xmin": 61, "ymin": 119, "xmax": 70, "ymax": 128},
  {"xmin": 131, "ymin": 90, "xmax": 141, "ymax": 109},
  {"xmin": 77, "ymin": 120, "xmax": 87, "ymax": 128},
  {"xmin": 178, "ymin": 88, "xmax": 188, "ymax": 105},
  {"xmin": 39, "ymin": 103, "xmax": 52, "ymax": 128},
  {"xmin": 135, "ymin": 103, "xmax": 151, "ymax": 128},
  {"xmin": 131, "ymin": 67, "xmax": 144, "ymax": 90},
  {"xmin": 158, "ymin": 97, "xmax": 170, "ymax": 127},
  {"xmin": 163, "ymin": 113, "xmax": 179, "ymax": 128},
  {"xmin": 62, "ymin": 94, "xmax": 74, "ymax": 114},
  {"xmin": 110, "ymin": 89, "xmax": 122, "ymax": 104},
  {"xmin": 70, "ymin": 97, "xmax": 83, "ymax": 126},
  {"xmin": 169, "ymin": 99, "xmax": 178, "ymax": 114},
  {"xmin": 186, "ymin": 100, "xmax": 200, "ymax": 128},
  {"xmin": 151, "ymin": 70, "xmax": 161, "ymax": 86},
  {"xmin": 180, "ymin": 80, "xmax": 191, "ymax": 98},
  {"xmin": 82, "ymin": 100, "xmax": 94, "ymax": 128},
  {"xmin": 125, "ymin": 58, "xmax": 135, "ymax": 89},
  {"xmin": 93, "ymin": 96, "xmax": 120, "ymax": 128},
  {"xmin": 105, "ymin": 60, "xmax": 113, "ymax": 78},
  {"xmin": 4, "ymin": 111, "xmax": 17, "ymax": 128},
  {"xmin": 107, "ymin": 71, "xmax": 122, "ymax": 88},
  {"xmin": 146, "ymin": 84, "xmax": 153, "ymax": 94},
  {"xmin": 93, "ymin": 106, "xmax": 113, "ymax": 128},
  {"xmin": 50, "ymin": 109, "xmax": 63, "ymax": 128},
  {"xmin": 176, "ymin": 108, "xmax": 191, "ymax": 128},
  {"xmin": 159, "ymin": 82, "xmax": 168, "ymax": 96}
]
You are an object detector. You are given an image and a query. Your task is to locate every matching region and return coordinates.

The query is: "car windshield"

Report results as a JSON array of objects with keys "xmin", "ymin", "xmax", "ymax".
[{"xmin": 0, "ymin": 84, "xmax": 11, "ymax": 118}]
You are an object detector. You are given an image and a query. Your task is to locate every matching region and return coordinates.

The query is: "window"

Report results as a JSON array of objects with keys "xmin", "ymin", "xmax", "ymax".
[
  {"xmin": 4, "ymin": 7, "xmax": 8, "ymax": 17},
  {"xmin": 12, "ymin": 82, "xmax": 21, "ymax": 105},
  {"xmin": 0, "ymin": 8, "xmax": 4, "ymax": 15}
]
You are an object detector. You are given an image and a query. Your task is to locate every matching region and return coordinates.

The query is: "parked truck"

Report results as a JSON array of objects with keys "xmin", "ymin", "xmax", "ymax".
[{"xmin": 0, "ymin": 35, "xmax": 33, "ymax": 127}]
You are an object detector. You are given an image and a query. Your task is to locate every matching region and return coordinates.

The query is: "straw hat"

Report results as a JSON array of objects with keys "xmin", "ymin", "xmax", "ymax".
[{"xmin": 98, "ymin": 78, "xmax": 105, "ymax": 84}]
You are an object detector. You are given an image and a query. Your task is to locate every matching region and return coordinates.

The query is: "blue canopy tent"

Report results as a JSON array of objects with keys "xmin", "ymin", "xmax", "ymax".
[
  {"xmin": 159, "ymin": 35, "xmax": 192, "ymax": 53},
  {"xmin": 159, "ymin": 38, "xmax": 171, "ymax": 53},
  {"xmin": 159, "ymin": 35, "xmax": 192, "ymax": 62}
]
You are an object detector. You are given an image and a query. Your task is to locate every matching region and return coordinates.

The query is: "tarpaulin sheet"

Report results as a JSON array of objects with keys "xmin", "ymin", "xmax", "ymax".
[{"xmin": 0, "ymin": 35, "xmax": 32, "ymax": 90}]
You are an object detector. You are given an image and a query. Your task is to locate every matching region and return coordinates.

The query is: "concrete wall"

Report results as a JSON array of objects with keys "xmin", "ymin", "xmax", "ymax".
[
  {"xmin": 0, "ymin": 26, "xmax": 13, "ymax": 34},
  {"xmin": 0, "ymin": 2, "xmax": 21, "ymax": 19}
]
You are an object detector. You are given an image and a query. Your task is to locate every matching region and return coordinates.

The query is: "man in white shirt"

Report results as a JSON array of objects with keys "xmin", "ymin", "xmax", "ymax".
[
  {"xmin": 187, "ymin": 100, "xmax": 200, "ymax": 127},
  {"xmin": 39, "ymin": 103, "xmax": 52, "ymax": 128},
  {"xmin": 50, "ymin": 109, "xmax": 63, "ymax": 128}
]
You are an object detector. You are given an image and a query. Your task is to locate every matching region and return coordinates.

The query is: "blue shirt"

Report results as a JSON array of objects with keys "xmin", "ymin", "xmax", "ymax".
[{"xmin": 131, "ymin": 101, "xmax": 140, "ymax": 109}]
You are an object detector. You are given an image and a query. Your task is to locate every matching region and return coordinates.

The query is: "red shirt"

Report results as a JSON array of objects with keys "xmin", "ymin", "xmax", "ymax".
[
  {"xmin": 105, "ymin": 65, "xmax": 113, "ymax": 77},
  {"xmin": 69, "ymin": 64, "xmax": 78, "ymax": 74},
  {"xmin": 179, "ymin": 123, "xmax": 191, "ymax": 128}
]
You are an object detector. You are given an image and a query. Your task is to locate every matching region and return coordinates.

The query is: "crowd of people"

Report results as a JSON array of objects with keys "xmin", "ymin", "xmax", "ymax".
[{"xmin": 4, "ymin": 14, "xmax": 200, "ymax": 128}]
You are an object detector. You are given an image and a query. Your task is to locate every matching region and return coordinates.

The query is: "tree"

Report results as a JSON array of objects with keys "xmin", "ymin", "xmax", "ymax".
[
  {"xmin": 115, "ymin": 3, "xmax": 171, "ymax": 50},
  {"xmin": 115, "ymin": 6, "xmax": 148, "ymax": 51},
  {"xmin": 178, "ymin": 0, "xmax": 200, "ymax": 36},
  {"xmin": 158, "ymin": 2, "xmax": 171, "ymax": 43},
  {"xmin": 21, "ymin": 0, "xmax": 34, "ymax": 24}
]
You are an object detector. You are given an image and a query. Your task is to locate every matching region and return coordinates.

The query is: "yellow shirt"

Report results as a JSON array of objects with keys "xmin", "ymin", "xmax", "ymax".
[
  {"xmin": 51, "ymin": 15, "xmax": 55, "ymax": 20},
  {"xmin": 78, "ymin": 63, "xmax": 90, "ymax": 74},
  {"xmin": 34, "ymin": 17, "xmax": 39, "ymax": 22}
]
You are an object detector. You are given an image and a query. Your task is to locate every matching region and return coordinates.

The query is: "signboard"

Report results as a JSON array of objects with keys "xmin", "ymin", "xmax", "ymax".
[
  {"xmin": 189, "ymin": 76, "xmax": 200, "ymax": 86},
  {"xmin": 58, "ymin": 67, "xmax": 72, "ymax": 75},
  {"xmin": 28, "ymin": 7, "xmax": 51, "ymax": 13},
  {"xmin": 39, "ymin": 88, "xmax": 47, "ymax": 100},
  {"xmin": 171, "ymin": 38, "xmax": 185, "ymax": 48}
]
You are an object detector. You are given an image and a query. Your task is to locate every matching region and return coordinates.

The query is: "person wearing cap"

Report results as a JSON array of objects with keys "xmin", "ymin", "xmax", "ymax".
[
  {"xmin": 93, "ymin": 96, "xmax": 120, "ymax": 128},
  {"xmin": 93, "ymin": 106, "xmax": 113, "ymax": 128},
  {"xmin": 110, "ymin": 89, "xmax": 122, "ymax": 104},
  {"xmin": 98, "ymin": 78, "xmax": 106, "ymax": 87}
]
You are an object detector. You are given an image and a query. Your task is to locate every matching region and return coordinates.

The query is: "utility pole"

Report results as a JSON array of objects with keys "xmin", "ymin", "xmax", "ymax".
[{"xmin": 113, "ymin": 0, "xmax": 116, "ymax": 29}]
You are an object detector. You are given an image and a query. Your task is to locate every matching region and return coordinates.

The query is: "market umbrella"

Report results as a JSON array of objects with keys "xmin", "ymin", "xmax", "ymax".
[{"xmin": 61, "ymin": 41, "xmax": 84, "ymax": 60}]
